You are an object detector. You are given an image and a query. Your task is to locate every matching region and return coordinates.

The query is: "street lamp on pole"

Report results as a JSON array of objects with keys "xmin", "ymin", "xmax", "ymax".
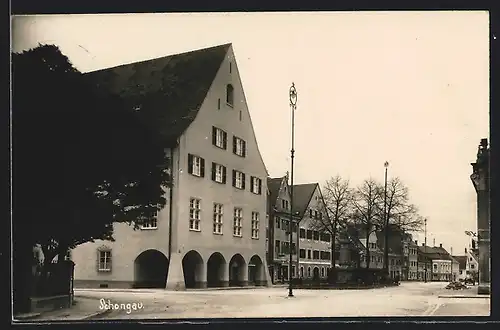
[
  {"xmin": 424, "ymin": 218, "xmax": 428, "ymax": 283},
  {"xmin": 288, "ymin": 83, "xmax": 297, "ymax": 298},
  {"xmin": 450, "ymin": 246, "xmax": 453, "ymax": 282},
  {"xmin": 383, "ymin": 161, "xmax": 389, "ymax": 274}
]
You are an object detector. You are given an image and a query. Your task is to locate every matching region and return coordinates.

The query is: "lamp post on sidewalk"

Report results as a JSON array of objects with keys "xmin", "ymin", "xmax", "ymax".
[
  {"xmin": 424, "ymin": 218, "xmax": 428, "ymax": 283},
  {"xmin": 383, "ymin": 161, "xmax": 389, "ymax": 274},
  {"xmin": 450, "ymin": 246, "xmax": 453, "ymax": 282},
  {"xmin": 288, "ymin": 83, "xmax": 298, "ymax": 298}
]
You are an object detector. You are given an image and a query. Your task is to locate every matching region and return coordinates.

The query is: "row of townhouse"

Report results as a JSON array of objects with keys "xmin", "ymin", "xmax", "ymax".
[
  {"xmin": 266, "ymin": 176, "xmax": 332, "ymax": 283},
  {"xmin": 416, "ymin": 243, "xmax": 461, "ymax": 282}
]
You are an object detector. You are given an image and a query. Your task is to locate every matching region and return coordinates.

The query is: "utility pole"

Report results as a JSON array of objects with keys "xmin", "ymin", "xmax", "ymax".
[
  {"xmin": 450, "ymin": 246, "xmax": 453, "ymax": 282},
  {"xmin": 288, "ymin": 83, "xmax": 297, "ymax": 298},
  {"xmin": 424, "ymin": 218, "xmax": 427, "ymax": 283},
  {"xmin": 383, "ymin": 161, "xmax": 389, "ymax": 274}
]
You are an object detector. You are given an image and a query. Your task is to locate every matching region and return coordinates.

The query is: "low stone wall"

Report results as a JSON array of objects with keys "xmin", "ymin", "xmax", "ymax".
[{"xmin": 30, "ymin": 295, "xmax": 72, "ymax": 314}]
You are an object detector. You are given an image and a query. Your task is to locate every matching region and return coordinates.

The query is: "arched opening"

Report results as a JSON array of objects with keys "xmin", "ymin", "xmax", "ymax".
[
  {"xmin": 226, "ymin": 84, "xmax": 234, "ymax": 106},
  {"xmin": 321, "ymin": 267, "xmax": 325, "ymax": 278},
  {"xmin": 182, "ymin": 250, "xmax": 204, "ymax": 289},
  {"xmin": 307, "ymin": 267, "xmax": 311, "ymax": 278},
  {"xmin": 134, "ymin": 249, "xmax": 169, "ymax": 288},
  {"xmin": 300, "ymin": 266, "xmax": 304, "ymax": 278},
  {"xmin": 229, "ymin": 254, "xmax": 246, "ymax": 286},
  {"xmin": 313, "ymin": 267, "xmax": 320, "ymax": 281},
  {"xmin": 207, "ymin": 252, "xmax": 227, "ymax": 287},
  {"xmin": 248, "ymin": 255, "xmax": 265, "ymax": 286}
]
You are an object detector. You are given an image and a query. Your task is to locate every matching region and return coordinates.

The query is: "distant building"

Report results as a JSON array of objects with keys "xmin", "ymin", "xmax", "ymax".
[
  {"xmin": 406, "ymin": 240, "xmax": 419, "ymax": 281},
  {"xmin": 454, "ymin": 255, "xmax": 467, "ymax": 281},
  {"xmin": 418, "ymin": 243, "xmax": 458, "ymax": 282},
  {"xmin": 294, "ymin": 183, "xmax": 332, "ymax": 280},
  {"xmin": 266, "ymin": 175, "xmax": 296, "ymax": 283}
]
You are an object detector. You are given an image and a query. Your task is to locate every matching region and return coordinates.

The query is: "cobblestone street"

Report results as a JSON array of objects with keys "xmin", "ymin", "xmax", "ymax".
[{"xmin": 68, "ymin": 282, "xmax": 490, "ymax": 319}]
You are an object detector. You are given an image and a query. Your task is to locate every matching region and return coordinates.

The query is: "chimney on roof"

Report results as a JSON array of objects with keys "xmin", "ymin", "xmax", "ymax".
[
  {"xmin": 422, "ymin": 243, "xmax": 425, "ymax": 247},
  {"xmin": 465, "ymin": 248, "xmax": 467, "ymax": 253},
  {"xmin": 439, "ymin": 243, "xmax": 442, "ymax": 248}
]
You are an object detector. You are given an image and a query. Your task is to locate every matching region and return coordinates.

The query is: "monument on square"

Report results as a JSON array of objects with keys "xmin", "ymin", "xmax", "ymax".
[{"xmin": 470, "ymin": 138, "xmax": 490, "ymax": 295}]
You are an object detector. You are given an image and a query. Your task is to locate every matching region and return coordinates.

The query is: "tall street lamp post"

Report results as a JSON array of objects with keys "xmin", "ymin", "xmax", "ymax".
[
  {"xmin": 383, "ymin": 161, "xmax": 389, "ymax": 274},
  {"xmin": 288, "ymin": 83, "xmax": 297, "ymax": 298},
  {"xmin": 424, "ymin": 218, "xmax": 427, "ymax": 283},
  {"xmin": 450, "ymin": 246, "xmax": 453, "ymax": 282}
]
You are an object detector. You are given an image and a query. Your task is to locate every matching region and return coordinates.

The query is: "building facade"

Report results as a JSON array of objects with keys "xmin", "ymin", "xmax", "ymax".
[
  {"xmin": 359, "ymin": 231, "xmax": 384, "ymax": 270},
  {"xmin": 295, "ymin": 183, "xmax": 332, "ymax": 280},
  {"xmin": 71, "ymin": 44, "xmax": 271, "ymax": 289},
  {"xmin": 470, "ymin": 138, "xmax": 490, "ymax": 294},
  {"xmin": 406, "ymin": 240, "xmax": 419, "ymax": 280},
  {"xmin": 266, "ymin": 175, "xmax": 298, "ymax": 283}
]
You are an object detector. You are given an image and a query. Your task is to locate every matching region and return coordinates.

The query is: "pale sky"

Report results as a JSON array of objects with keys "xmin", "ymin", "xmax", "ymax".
[{"xmin": 11, "ymin": 12, "xmax": 489, "ymax": 256}]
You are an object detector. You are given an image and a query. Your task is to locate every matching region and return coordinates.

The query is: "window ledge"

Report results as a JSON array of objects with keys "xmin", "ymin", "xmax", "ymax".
[
  {"xmin": 213, "ymin": 232, "xmax": 223, "ymax": 235},
  {"xmin": 190, "ymin": 173, "xmax": 203, "ymax": 178},
  {"xmin": 233, "ymin": 234, "xmax": 242, "ymax": 238},
  {"xmin": 189, "ymin": 229, "xmax": 201, "ymax": 232},
  {"xmin": 140, "ymin": 227, "xmax": 158, "ymax": 230},
  {"xmin": 233, "ymin": 186, "xmax": 245, "ymax": 190},
  {"xmin": 233, "ymin": 152, "xmax": 246, "ymax": 158},
  {"xmin": 213, "ymin": 144, "xmax": 227, "ymax": 150},
  {"xmin": 251, "ymin": 237, "xmax": 259, "ymax": 240},
  {"xmin": 226, "ymin": 102, "xmax": 234, "ymax": 108},
  {"xmin": 213, "ymin": 180, "xmax": 226, "ymax": 185},
  {"xmin": 98, "ymin": 269, "xmax": 111, "ymax": 273}
]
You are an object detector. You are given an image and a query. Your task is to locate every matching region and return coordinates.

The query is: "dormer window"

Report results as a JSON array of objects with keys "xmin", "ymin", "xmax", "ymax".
[{"xmin": 226, "ymin": 84, "xmax": 234, "ymax": 107}]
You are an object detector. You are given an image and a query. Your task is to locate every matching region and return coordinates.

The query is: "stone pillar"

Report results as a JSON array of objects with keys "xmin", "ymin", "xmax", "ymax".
[
  {"xmin": 220, "ymin": 263, "xmax": 229, "ymax": 287},
  {"xmin": 195, "ymin": 262, "xmax": 207, "ymax": 289},
  {"xmin": 471, "ymin": 138, "xmax": 490, "ymax": 295},
  {"xmin": 165, "ymin": 252, "xmax": 185, "ymax": 290},
  {"xmin": 239, "ymin": 263, "xmax": 249, "ymax": 286},
  {"xmin": 261, "ymin": 257, "xmax": 273, "ymax": 287}
]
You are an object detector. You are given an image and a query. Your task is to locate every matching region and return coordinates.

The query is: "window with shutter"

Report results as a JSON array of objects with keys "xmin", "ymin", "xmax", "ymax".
[
  {"xmin": 188, "ymin": 154, "xmax": 193, "ymax": 175},
  {"xmin": 212, "ymin": 163, "xmax": 225, "ymax": 184},
  {"xmin": 188, "ymin": 154, "xmax": 204, "ymax": 177},
  {"xmin": 251, "ymin": 176, "xmax": 261, "ymax": 194},
  {"xmin": 233, "ymin": 170, "xmax": 245, "ymax": 189},
  {"xmin": 233, "ymin": 136, "xmax": 246, "ymax": 157},
  {"xmin": 200, "ymin": 158, "xmax": 205, "ymax": 177}
]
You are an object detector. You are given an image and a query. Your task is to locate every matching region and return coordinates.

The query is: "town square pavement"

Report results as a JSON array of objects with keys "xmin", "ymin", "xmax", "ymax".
[{"xmin": 67, "ymin": 282, "xmax": 490, "ymax": 320}]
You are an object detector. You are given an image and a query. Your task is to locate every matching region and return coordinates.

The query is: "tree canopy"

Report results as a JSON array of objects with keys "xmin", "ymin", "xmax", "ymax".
[{"xmin": 12, "ymin": 44, "xmax": 170, "ymax": 261}]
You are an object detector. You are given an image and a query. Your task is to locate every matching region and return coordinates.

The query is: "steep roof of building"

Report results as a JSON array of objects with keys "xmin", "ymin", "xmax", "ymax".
[
  {"xmin": 291, "ymin": 183, "xmax": 318, "ymax": 217},
  {"xmin": 453, "ymin": 256, "xmax": 467, "ymax": 270},
  {"xmin": 267, "ymin": 177, "xmax": 285, "ymax": 208},
  {"xmin": 375, "ymin": 228, "xmax": 404, "ymax": 255},
  {"xmin": 83, "ymin": 44, "xmax": 231, "ymax": 144}
]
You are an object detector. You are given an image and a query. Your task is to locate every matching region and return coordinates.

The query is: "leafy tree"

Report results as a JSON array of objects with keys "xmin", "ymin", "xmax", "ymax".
[{"xmin": 12, "ymin": 44, "xmax": 170, "ymax": 312}]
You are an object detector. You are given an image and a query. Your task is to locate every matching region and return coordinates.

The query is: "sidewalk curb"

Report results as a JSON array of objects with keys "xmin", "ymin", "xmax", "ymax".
[
  {"xmin": 438, "ymin": 295, "xmax": 490, "ymax": 299},
  {"xmin": 13, "ymin": 313, "xmax": 42, "ymax": 321},
  {"xmin": 81, "ymin": 307, "xmax": 113, "ymax": 320}
]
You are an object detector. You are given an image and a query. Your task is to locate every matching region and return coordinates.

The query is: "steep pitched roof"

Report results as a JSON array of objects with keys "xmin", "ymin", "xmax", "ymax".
[
  {"xmin": 83, "ymin": 44, "xmax": 231, "ymax": 144},
  {"xmin": 267, "ymin": 177, "xmax": 285, "ymax": 208},
  {"xmin": 375, "ymin": 229, "xmax": 404, "ymax": 255},
  {"xmin": 453, "ymin": 256, "xmax": 467, "ymax": 269},
  {"xmin": 292, "ymin": 183, "xmax": 318, "ymax": 217}
]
